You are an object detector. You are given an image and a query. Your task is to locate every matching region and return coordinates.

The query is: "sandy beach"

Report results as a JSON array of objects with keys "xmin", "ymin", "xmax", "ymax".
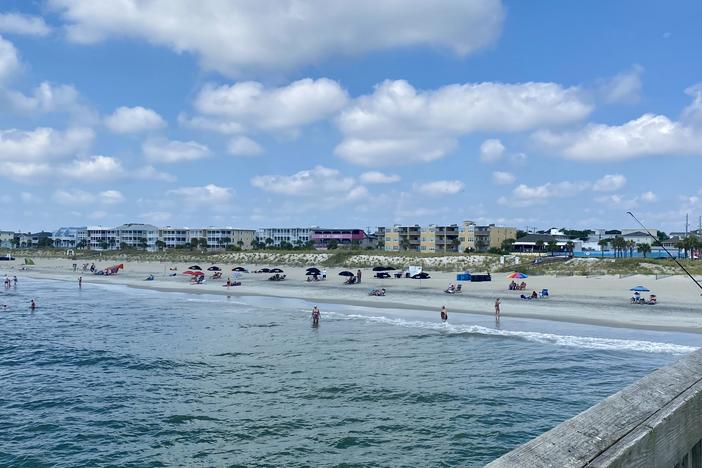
[{"xmin": 3, "ymin": 256, "xmax": 700, "ymax": 334}]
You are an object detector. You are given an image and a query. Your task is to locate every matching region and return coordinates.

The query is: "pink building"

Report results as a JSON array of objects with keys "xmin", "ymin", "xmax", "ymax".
[{"xmin": 310, "ymin": 228, "xmax": 368, "ymax": 248}]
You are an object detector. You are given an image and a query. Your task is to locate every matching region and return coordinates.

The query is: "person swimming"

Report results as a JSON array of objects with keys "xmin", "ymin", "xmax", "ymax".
[{"xmin": 311, "ymin": 305, "xmax": 320, "ymax": 325}]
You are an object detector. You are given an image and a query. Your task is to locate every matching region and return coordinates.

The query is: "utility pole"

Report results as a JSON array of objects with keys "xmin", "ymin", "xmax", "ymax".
[{"xmin": 686, "ymin": 213, "xmax": 689, "ymax": 237}]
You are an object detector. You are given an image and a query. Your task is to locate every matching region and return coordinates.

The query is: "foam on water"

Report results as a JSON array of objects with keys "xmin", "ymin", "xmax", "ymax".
[{"xmin": 322, "ymin": 311, "xmax": 698, "ymax": 355}]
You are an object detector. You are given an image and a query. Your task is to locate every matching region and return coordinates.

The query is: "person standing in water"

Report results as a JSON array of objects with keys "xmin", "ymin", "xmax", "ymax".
[
  {"xmin": 30, "ymin": 299, "xmax": 36, "ymax": 311},
  {"xmin": 495, "ymin": 298, "xmax": 501, "ymax": 320},
  {"xmin": 440, "ymin": 305, "xmax": 448, "ymax": 322},
  {"xmin": 311, "ymin": 305, "xmax": 320, "ymax": 325},
  {"xmin": 78, "ymin": 276, "xmax": 82, "ymax": 288}
]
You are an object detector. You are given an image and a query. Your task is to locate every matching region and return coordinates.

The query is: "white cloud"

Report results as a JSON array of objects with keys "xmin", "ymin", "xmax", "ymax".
[
  {"xmin": 336, "ymin": 79, "xmax": 592, "ymax": 166},
  {"xmin": 499, "ymin": 181, "xmax": 590, "ymax": 207},
  {"xmin": 251, "ymin": 165, "xmax": 359, "ymax": 196},
  {"xmin": 492, "ymin": 171, "xmax": 516, "ymax": 185},
  {"xmin": 105, "ymin": 106, "xmax": 166, "ymax": 133},
  {"xmin": 598, "ymin": 65, "xmax": 643, "ymax": 104},
  {"xmin": 0, "ymin": 35, "xmax": 20, "ymax": 83},
  {"xmin": 227, "ymin": 136, "xmax": 264, "ymax": 156},
  {"xmin": 167, "ymin": 184, "xmax": 233, "ymax": 204},
  {"xmin": 61, "ymin": 155, "xmax": 125, "ymax": 180},
  {"xmin": 359, "ymin": 171, "xmax": 401, "ymax": 184},
  {"xmin": 641, "ymin": 191, "xmax": 657, "ymax": 202},
  {"xmin": 0, "ymin": 161, "xmax": 51, "ymax": 181},
  {"xmin": 594, "ymin": 194, "xmax": 639, "ymax": 210},
  {"xmin": 480, "ymin": 138, "xmax": 505, "ymax": 162},
  {"xmin": 193, "ymin": 78, "xmax": 347, "ymax": 134},
  {"xmin": 52, "ymin": 0, "xmax": 504, "ymax": 76},
  {"xmin": 143, "ymin": 138, "xmax": 209, "ymax": 163},
  {"xmin": 88, "ymin": 210, "xmax": 107, "ymax": 220},
  {"xmin": 534, "ymin": 85, "xmax": 702, "ymax": 161},
  {"xmin": 99, "ymin": 190, "xmax": 125, "ymax": 204},
  {"xmin": 133, "ymin": 165, "xmax": 177, "ymax": 182},
  {"xmin": 0, "ymin": 13, "xmax": 51, "ymax": 37},
  {"xmin": 53, "ymin": 188, "xmax": 94, "ymax": 205},
  {"xmin": 0, "ymin": 127, "xmax": 94, "ymax": 162},
  {"xmin": 5, "ymin": 82, "xmax": 80, "ymax": 113},
  {"xmin": 414, "ymin": 180, "xmax": 465, "ymax": 196},
  {"xmin": 593, "ymin": 174, "xmax": 626, "ymax": 192}
]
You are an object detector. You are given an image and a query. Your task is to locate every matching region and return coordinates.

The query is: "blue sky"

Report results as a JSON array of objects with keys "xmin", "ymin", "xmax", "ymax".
[{"xmin": 1, "ymin": 0, "xmax": 701, "ymax": 233}]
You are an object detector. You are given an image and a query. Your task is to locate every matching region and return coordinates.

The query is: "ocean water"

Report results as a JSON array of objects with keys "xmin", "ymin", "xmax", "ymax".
[{"xmin": 0, "ymin": 278, "xmax": 697, "ymax": 467}]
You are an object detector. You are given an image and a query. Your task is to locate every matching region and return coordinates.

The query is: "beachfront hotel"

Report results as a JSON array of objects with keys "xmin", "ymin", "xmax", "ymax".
[
  {"xmin": 382, "ymin": 221, "xmax": 517, "ymax": 253},
  {"xmin": 50, "ymin": 225, "xmax": 256, "ymax": 251}
]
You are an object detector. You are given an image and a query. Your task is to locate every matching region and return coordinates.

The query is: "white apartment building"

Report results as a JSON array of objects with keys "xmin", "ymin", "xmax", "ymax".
[
  {"xmin": 257, "ymin": 227, "xmax": 311, "ymax": 247},
  {"xmin": 87, "ymin": 226, "xmax": 118, "ymax": 250},
  {"xmin": 115, "ymin": 223, "xmax": 159, "ymax": 251}
]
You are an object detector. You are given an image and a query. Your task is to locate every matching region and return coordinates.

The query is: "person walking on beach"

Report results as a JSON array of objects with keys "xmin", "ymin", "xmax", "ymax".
[
  {"xmin": 356, "ymin": 269, "xmax": 362, "ymax": 284},
  {"xmin": 440, "ymin": 305, "xmax": 448, "ymax": 322},
  {"xmin": 494, "ymin": 298, "xmax": 501, "ymax": 320},
  {"xmin": 311, "ymin": 305, "xmax": 320, "ymax": 325}
]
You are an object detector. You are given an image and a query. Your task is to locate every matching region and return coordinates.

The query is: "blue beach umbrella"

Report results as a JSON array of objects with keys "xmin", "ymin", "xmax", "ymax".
[{"xmin": 629, "ymin": 286, "xmax": 650, "ymax": 292}]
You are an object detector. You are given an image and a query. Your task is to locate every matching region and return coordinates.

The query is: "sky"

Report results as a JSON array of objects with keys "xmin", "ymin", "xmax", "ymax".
[{"xmin": 1, "ymin": 0, "xmax": 702, "ymax": 233}]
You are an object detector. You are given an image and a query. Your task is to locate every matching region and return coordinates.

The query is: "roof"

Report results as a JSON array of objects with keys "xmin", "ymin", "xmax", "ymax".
[
  {"xmin": 514, "ymin": 234, "xmax": 567, "ymax": 244},
  {"xmin": 623, "ymin": 231, "xmax": 651, "ymax": 237}
]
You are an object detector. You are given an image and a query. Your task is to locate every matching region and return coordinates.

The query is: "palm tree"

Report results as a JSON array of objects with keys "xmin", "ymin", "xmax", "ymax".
[
  {"xmin": 451, "ymin": 237, "xmax": 462, "ymax": 252},
  {"xmin": 190, "ymin": 238, "xmax": 199, "ymax": 251},
  {"xmin": 237, "ymin": 239, "xmax": 244, "ymax": 250},
  {"xmin": 221, "ymin": 237, "xmax": 231, "ymax": 250},
  {"xmin": 199, "ymin": 237, "xmax": 208, "ymax": 252},
  {"xmin": 534, "ymin": 239, "xmax": 544, "ymax": 254},
  {"xmin": 637, "ymin": 243, "xmax": 651, "ymax": 258},
  {"xmin": 501, "ymin": 238, "xmax": 515, "ymax": 253},
  {"xmin": 400, "ymin": 238, "xmax": 410, "ymax": 251},
  {"xmin": 598, "ymin": 239, "xmax": 609, "ymax": 258},
  {"xmin": 155, "ymin": 240, "xmax": 166, "ymax": 251},
  {"xmin": 546, "ymin": 240, "xmax": 558, "ymax": 255},
  {"xmin": 265, "ymin": 237, "xmax": 274, "ymax": 249},
  {"xmin": 626, "ymin": 240, "xmax": 636, "ymax": 257},
  {"xmin": 565, "ymin": 240, "xmax": 574, "ymax": 255}
]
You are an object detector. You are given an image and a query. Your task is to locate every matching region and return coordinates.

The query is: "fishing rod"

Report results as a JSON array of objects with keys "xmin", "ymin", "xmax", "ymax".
[{"xmin": 626, "ymin": 211, "xmax": 702, "ymax": 294}]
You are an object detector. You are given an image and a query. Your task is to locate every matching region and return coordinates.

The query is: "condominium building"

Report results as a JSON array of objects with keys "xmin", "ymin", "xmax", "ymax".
[
  {"xmin": 87, "ymin": 226, "xmax": 118, "ymax": 250},
  {"xmin": 460, "ymin": 221, "xmax": 516, "ymax": 252},
  {"xmin": 383, "ymin": 225, "xmax": 421, "ymax": 251},
  {"xmin": 420, "ymin": 224, "xmax": 460, "ymax": 253},
  {"xmin": 257, "ymin": 227, "xmax": 311, "ymax": 247},
  {"xmin": 203, "ymin": 228, "xmax": 256, "ymax": 250},
  {"xmin": 115, "ymin": 223, "xmax": 159, "ymax": 250}
]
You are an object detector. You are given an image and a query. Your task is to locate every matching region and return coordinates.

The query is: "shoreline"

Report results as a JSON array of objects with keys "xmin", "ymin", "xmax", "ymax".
[{"xmin": 19, "ymin": 268, "xmax": 702, "ymax": 335}]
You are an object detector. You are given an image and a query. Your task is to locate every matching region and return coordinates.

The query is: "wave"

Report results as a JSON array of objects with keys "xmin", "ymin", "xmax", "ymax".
[{"xmin": 323, "ymin": 312, "xmax": 698, "ymax": 355}]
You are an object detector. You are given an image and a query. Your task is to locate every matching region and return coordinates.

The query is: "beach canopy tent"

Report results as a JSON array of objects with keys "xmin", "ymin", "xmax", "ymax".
[
  {"xmin": 188, "ymin": 265, "xmax": 202, "ymax": 270},
  {"xmin": 270, "ymin": 268, "xmax": 284, "ymax": 273},
  {"xmin": 507, "ymin": 272, "xmax": 528, "ymax": 279},
  {"xmin": 207, "ymin": 266, "xmax": 221, "ymax": 271},
  {"xmin": 372, "ymin": 266, "xmax": 396, "ymax": 272},
  {"xmin": 338, "ymin": 271, "xmax": 354, "ymax": 277},
  {"xmin": 630, "ymin": 285, "xmax": 650, "ymax": 292},
  {"xmin": 232, "ymin": 267, "xmax": 248, "ymax": 272}
]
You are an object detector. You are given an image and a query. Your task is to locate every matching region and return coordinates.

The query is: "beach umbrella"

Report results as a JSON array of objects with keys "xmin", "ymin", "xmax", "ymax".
[
  {"xmin": 259, "ymin": 268, "xmax": 271, "ymax": 273},
  {"xmin": 506, "ymin": 272, "xmax": 528, "ymax": 279},
  {"xmin": 207, "ymin": 266, "xmax": 221, "ymax": 271},
  {"xmin": 338, "ymin": 271, "xmax": 354, "ymax": 276},
  {"xmin": 412, "ymin": 272, "xmax": 431, "ymax": 279},
  {"xmin": 192, "ymin": 271, "xmax": 204, "ymax": 276},
  {"xmin": 271, "ymin": 268, "xmax": 284, "ymax": 273},
  {"xmin": 630, "ymin": 285, "xmax": 650, "ymax": 292},
  {"xmin": 306, "ymin": 270, "xmax": 321, "ymax": 276},
  {"xmin": 183, "ymin": 271, "xmax": 197, "ymax": 275},
  {"xmin": 372, "ymin": 266, "xmax": 396, "ymax": 272},
  {"xmin": 188, "ymin": 265, "xmax": 202, "ymax": 270},
  {"xmin": 232, "ymin": 267, "xmax": 248, "ymax": 272},
  {"xmin": 306, "ymin": 267, "xmax": 321, "ymax": 274}
]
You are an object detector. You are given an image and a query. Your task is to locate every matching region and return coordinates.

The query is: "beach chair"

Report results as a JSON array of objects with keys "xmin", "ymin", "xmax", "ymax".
[{"xmin": 540, "ymin": 288, "xmax": 549, "ymax": 298}]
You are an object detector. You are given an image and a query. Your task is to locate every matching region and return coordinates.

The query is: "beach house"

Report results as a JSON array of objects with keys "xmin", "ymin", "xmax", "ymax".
[{"xmin": 256, "ymin": 227, "xmax": 311, "ymax": 248}]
